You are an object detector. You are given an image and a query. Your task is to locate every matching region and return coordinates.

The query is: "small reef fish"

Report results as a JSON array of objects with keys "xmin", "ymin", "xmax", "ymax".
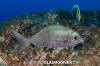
[{"xmin": 12, "ymin": 25, "xmax": 83, "ymax": 53}]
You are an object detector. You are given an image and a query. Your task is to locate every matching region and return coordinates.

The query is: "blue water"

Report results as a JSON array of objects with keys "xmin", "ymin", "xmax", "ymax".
[{"xmin": 0, "ymin": 0, "xmax": 100, "ymax": 23}]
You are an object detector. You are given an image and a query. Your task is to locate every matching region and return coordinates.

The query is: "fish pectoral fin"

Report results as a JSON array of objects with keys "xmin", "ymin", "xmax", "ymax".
[{"xmin": 55, "ymin": 47, "xmax": 64, "ymax": 53}]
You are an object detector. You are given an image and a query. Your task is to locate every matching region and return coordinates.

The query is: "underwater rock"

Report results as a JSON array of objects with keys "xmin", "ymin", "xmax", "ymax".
[{"xmin": 0, "ymin": 10, "xmax": 100, "ymax": 66}]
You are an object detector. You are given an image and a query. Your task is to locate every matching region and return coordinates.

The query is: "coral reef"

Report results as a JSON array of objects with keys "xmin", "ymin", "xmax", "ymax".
[{"xmin": 0, "ymin": 10, "xmax": 100, "ymax": 66}]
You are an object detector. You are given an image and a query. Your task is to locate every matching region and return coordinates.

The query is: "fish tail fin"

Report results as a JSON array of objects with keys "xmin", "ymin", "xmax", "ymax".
[{"xmin": 12, "ymin": 30, "xmax": 31, "ymax": 53}]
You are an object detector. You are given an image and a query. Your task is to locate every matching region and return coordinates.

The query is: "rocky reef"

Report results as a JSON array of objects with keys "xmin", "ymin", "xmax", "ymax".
[{"xmin": 0, "ymin": 10, "xmax": 100, "ymax": 66}]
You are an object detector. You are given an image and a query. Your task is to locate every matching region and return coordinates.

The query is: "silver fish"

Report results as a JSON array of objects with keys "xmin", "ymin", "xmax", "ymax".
[{"xmin": 12, "ymin": 25, "xmax": 83, "ymax": 53}]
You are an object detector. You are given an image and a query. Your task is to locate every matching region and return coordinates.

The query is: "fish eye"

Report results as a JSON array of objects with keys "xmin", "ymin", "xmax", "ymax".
[{"xmin": 74, "ymin": 36, "xmax": 77, "ymax": 40}]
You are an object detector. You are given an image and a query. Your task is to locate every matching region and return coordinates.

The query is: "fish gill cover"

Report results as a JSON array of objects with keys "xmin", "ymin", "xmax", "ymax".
[{"xmin": 0, "ymin": 0, "xmax": 100, "ymax": 66}]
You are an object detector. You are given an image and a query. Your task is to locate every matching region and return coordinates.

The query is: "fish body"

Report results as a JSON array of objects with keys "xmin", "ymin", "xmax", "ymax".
[{"xmin": 12, "ymin": 25, "xmax": 83, "ymax": 53}]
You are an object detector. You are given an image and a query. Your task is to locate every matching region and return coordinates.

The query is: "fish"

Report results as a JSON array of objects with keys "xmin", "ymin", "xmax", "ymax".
[
  {"xmin": 12, "ymin": 25, "xmax": 83, "ymax": 53},
  {"xmin": 70, "ymin": 5, "xmax": 81, "ymax": 25}
]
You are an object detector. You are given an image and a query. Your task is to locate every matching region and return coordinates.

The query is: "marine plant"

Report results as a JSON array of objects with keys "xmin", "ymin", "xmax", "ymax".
[{"xmin": 70, "ymin": 5, "xmax": 81, "ymax": 25}]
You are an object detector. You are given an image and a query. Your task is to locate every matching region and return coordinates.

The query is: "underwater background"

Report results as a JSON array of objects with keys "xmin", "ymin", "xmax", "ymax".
[
  {"xmin": 0, "ymin": 0, "xmax": 100, "ymax": 22},
  {"xmin": 0, "ymin": 0, "xmax": 100, "ymax": 66}
]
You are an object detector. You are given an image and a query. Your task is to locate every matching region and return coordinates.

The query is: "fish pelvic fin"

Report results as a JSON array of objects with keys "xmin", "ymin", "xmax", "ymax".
[{"xmin": 12, "ymin": 30, "xmax": 31, "ymax": 53}]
